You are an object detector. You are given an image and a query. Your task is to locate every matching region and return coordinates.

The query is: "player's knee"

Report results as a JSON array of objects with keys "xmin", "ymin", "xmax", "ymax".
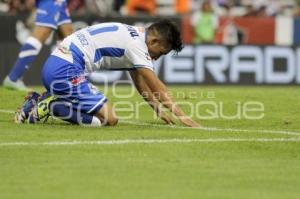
[{"xmin": 32, "ymin": 27, "xmax": 53, "ymax": 43}]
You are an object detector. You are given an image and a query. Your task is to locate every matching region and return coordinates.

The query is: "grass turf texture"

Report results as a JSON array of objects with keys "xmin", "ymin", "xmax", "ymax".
[{"xmin": 0, "ymin": 86, "xmax": 300, "ymax": 199}]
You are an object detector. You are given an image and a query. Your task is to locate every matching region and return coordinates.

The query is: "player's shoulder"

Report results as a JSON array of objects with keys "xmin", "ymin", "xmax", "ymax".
[
  {"xmin": 123, "ymin": 25, "xmax": 147, "ymax": 47},
  {"xmin": 85, "ymin": 22, "xmax": 123, "ymax": 31}
]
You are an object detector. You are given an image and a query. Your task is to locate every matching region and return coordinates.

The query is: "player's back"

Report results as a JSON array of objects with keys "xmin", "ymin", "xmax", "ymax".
[
  {"xmin": 54, "ymin": 22, "xmax": 151, "ymax": 72},
  {"xmin": 75, "ymin": 22, "xmax": 132, "ymax": 68}
]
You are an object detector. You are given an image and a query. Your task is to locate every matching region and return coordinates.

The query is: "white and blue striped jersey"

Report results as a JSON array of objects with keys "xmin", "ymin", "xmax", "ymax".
[{"xmin": 52, "ymin": 22, "xmax": 153, "ymax": 73}]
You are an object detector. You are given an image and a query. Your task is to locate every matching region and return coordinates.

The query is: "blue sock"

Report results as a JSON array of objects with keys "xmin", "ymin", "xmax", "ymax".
[
  {"xmin": 8, "ymin": 37, "xmax": 42, "ymax": 81},
  {"xmin": 49, "ymin": 100, "xmax": 101, "ymax": 126}
]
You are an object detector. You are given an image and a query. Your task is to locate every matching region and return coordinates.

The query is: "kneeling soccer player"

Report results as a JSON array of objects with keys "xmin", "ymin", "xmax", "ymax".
[{"xmin": 15, "ymin": 20, "xmax": 200, "ymax": 127}]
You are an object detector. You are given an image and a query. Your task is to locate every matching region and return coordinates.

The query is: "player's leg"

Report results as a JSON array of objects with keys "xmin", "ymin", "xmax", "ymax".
[
  {"xmin": 57, "ymin": 23, "xmax": 73, "ymax": 40},
  {"xmin": 15, "ymin": 54, "xmax": 70, "ymax": 123},
  {"xmin": 16, "ymin": 90, "xmax": 118, "ymax": 127},
  {"xmin": 54, "ymin": 23, "xmax": 73, "ymax": 50},
  {"xmin": 5, "ymin": 26, "xmax": 52, "ymax": 82},
  {"xmin": 3, "ymin": 26, "xmax": 53, "ymax": 91},
  {"xmin": 15, "ymin": 90, "xmax": 55, "ymax": 124},
  {"xmin": 56, "ymin": 0, "xmax": 73, "ymax": 41},
  {"xmin": 15, "ymin": 95, "xmax": 100, "ymax": 126},
  {"xmin": 47, "ymin": 78, "xmax": 119, "ymax": 127},
  {"xmin": 47, "ymin": 99, "xmax": 118, "ymax": 127},
  {"xmin": 3, "ymin": 0, "xmax": 61, "ymax": 90},
  {"xmin": 47, "ymin": 99, "xmax": 102, "ymax": 126},
  {"xmin": 15, "ymin": 91, "xmax": 41, "ymax": 123},
  {"xmin": 94, "ymin": 102, "xmax": 119, "ymax": 126},
  {"xmin": 26, "ymin": 91, "xmax": 118, "ymax": 127},
  {"xmin": 42, "ymin": 56, "xmax": 114, "ymax": 127}
]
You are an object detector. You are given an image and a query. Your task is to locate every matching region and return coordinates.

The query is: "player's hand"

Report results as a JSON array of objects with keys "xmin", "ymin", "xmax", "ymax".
[
  {"xmin": 159, "ymin": 111, "xmax": 175, "ymax": 125},
  {"xmin": 180, "ymin": 117, "xmax": 201, "ymax": 128}
]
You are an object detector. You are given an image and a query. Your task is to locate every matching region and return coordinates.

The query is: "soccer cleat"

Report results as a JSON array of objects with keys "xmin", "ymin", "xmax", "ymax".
[
  {"xmin": 3, "ymin": 76, "xmax": 30, "ymax": 91},
  {"xmin": 37, "ymin": 92, "xmax": 54, "ymax": 120},
  {"xmin": 15, "ymin": 108, "xmax": 27, "ymax": 124},
  {"xmin": 28, "ymin": 106, "xmax": 40, "ymax": 124},
  {"xmin": 15, "ymin": 91, "xmax": 40, "ymax": 123}
]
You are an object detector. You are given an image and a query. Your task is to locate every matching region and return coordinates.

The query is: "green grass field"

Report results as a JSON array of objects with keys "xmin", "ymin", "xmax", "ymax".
[{"xmin": 0, "ymin": 85, "xmax": 300, "ymax": 199}]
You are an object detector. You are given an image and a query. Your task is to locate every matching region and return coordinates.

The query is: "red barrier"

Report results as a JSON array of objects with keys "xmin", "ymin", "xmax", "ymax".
[
  {"xmin": 183, "ymin": 16, "xmax": 275, "ymax": 45},
  {"xmin": 216, "ymin": 16, "xmax": 275, "ymax": 45}
]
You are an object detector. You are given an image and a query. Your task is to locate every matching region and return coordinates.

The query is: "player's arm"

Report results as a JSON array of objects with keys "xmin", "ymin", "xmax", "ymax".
[
  {"xmin": 129, "ymin": 70, "xmax": 174, "ymax": 125},
  {"xmin": 133, "ymin": 67, "xmax": 200, "ymax": 127}
]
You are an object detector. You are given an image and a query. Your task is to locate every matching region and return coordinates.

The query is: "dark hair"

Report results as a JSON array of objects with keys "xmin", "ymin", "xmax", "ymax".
[{"xmin": 148, "ymin": 19, "xmax": 184, "ymax": 53}]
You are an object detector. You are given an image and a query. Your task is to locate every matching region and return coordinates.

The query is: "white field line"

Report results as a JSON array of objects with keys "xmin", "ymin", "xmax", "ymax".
[
  {"xmin": 120, "ymin": 120, "xmax": 300, "ymax": 136},
  {"xmin": 1, "ymin": 109, "xmax": 300, "ymax": 136},
  {"xmin": 1, "ymin": 138, "xmax": 300, "ymax": 147},
  {"xmin": 0, "ymin": 109, "xmax": 15, "ymax": 114}
]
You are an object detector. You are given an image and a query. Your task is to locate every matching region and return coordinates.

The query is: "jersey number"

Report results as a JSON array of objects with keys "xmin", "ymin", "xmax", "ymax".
[
  {"xmin": 86, "ymin": 25, "xmax": 124, "ymax": 63},
  {"xmin": 87, "ymin": 25, "xmax": 119, "ymax": 36}
]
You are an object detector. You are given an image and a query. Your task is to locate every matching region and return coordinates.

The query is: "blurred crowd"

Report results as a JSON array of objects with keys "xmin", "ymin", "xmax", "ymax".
[
  {"xmin": 0, "ymin": 0, "xmax": 299, "ymax": 17},
  {"xmin": 0, "ymin": 0, "xmax": 300, "ymax": 45}
]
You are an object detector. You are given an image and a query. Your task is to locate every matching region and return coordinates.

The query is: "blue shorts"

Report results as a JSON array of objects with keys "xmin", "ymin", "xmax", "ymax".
[
  {"xmin": 35, "ymin": 0, "xmax": 71, "ymax": 29},
  {"xmin": 42, "ymin": 55, "xmax": 107, "ymax": 115}
]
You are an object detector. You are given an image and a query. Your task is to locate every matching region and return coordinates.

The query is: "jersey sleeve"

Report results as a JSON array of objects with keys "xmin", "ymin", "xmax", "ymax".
[{"xmin": 125, "ymin": 40, "xmax": 154, "ymax": 71}]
